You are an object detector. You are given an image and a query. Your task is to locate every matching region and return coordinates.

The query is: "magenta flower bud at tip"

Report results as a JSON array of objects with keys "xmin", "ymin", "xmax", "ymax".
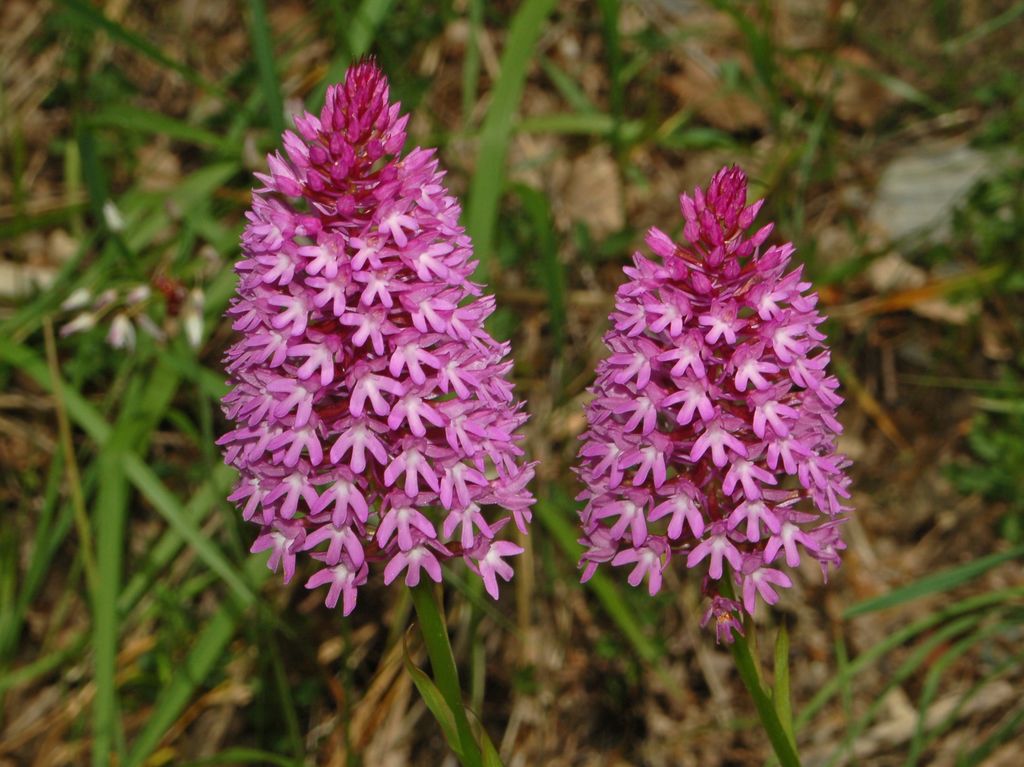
[
  {"xmin": 220, "ymin": 61, "xmax": 535, "ymax": 614},
  {"xmin": 575, "ymin": 165, "xmax": 852, "ymax": 641}
]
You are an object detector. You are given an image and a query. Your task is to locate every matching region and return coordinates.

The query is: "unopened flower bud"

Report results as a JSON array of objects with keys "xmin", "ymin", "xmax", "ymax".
[
  {"xmin": 61, "ymin": 287, "xmax": 92, "ymax": 311},
  {"xmin": 182, "ymin": 288, "xmax": 205, "ymax": 349},
  {"xmin": 102, "ymin": 199, "xmax": 126, "ymax": 233},
  {"xmin": 107, "ymin": 313, "xmax": 136, "ymax": 351},
  {"xmin": 125, "ymin": 284, "xmax": 151, "ymax": 305},
  {"xmin": 60, "ymin": 312, "xmax": 97, "ymax": 337}
]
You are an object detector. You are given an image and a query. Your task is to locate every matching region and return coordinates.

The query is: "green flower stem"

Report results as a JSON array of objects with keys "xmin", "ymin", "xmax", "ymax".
[
  {"xmin": 731, "ymin": 623, "xmax": 801, "ymax": 767},
  {"xmin": 410, "ymin": 582, "xmax": 484, "ymax": 767},
  {"xmin": 722, "ymin": 576, "xmax": 801, "ymax": 766}
]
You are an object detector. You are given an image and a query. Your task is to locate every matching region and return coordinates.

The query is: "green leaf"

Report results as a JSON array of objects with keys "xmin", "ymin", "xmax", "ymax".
[
  {"xmin": 798, "ymin": 587, "xmax": 1024, "ymax": 730},
  {"xmin": 538, "ymin": 57, "xmax": 597, "ymax": 114},
  {"xmin": 844, "ymin": 545, "xmax": 1024, "ymax": 618},
  {"xmin": 466, "ymin": 0, "xmax": 559, "ymax": 278},
  {"xmin": 516, "ymin": 113, "xmax": 644, "ymax": 141},
  {"xmin": 86, "ymin": 106, "xmax": 231, "ymax": 151},
  {"xmin": 823, "ymin": 614, "xmax": 983, "ymax": 767},
  {"xmin": 905, "ymin": 621, "xmax": 1019, "ymax": 766},
  {"xmin": 510, "ymin": 184, "xmax": 565, "ymax": 351},
  {"xmin": 124, "ymin": 558, "xmax": 270, "ymax": 767},
  {"xmin": 178, "ymin": 747, "xmax": 303, "ymax": 767},
  {"xmin": 90, "ymin": 359, "xmax": 182, "ymax": 767},
  {"xmin": 409, "ymin": 584, "xmax": 482, "ymax": 767},
  {"xmin": 117, "ymin": 466, "xmax": 234, "ymax": 614},
  {"xmin": 56, "ymin": 0, "xmax": 225, "ymax": 96},
  {"xmin": 121, "ymin": 455, "xmax": 254, "ymax": 605},
  {"xmin": 773, "ymin": 621, "xmax": 796, "ymax": 751},
  {"xmin": 728, "ymin": 618, "xmax": 802, "ymax": 767},
  {"xmin": 0, "ymin": 631, "xmax": 89, "ymax": 696},
  {"xmin": 246, "ymin": 0, "xmax": 285, "ymax": 136},
  {"xmin": 349, "ymin": 0, "xmax": 397, "ymax": 58},
  {"xmin": 534, "ymin": 493, "xmax": 662, "ymax": 664},
  {"xmin": 0, "ymin": 342, "xmax": 255, "ymax": 607},
  {"xmin": 91, "ymin": 447, "xmax": 129, "ymax": 767},
  {"xmin": 478, "ymin": 725, "xmax": 505, "ymax": 767},
  {"xmin": 403, "ymin": 633, "xmax": 464, "ymax": 760}
]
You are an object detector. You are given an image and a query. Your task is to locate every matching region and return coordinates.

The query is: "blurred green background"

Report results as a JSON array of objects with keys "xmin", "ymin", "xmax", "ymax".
[{"xmin": 1, "ymin": 1, "xmax": 1023, "ymax": 765}]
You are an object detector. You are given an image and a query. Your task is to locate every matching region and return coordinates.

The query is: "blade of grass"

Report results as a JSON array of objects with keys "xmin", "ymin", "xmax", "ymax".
[
  {"xmin": 533, "ymin": 494, "xmax": 662, "ymax": 664},
  {"xmin": 124, "ymin": 558, "xmax": 270, "ymax": 767},
  {"xmin": 349, "ymin": 0, "xmax": 397, "ymax": 58},
  {"xmin": 179, "ymin": 748, "xmax": 302, "ymax": 767},
  {"xmin": 958, "ymin": 703, "xmax": 1024, "ymax": 766},
  {"xmin": 0, "ymin": 531, "xmax": 16, "ymax": 661},
  {"xmin": 122, "ymin": 454, "xmax": 254, "ymax": 605},
  {"xmin": 75, "ymin": 116, "xmax": 135, "ymax": 265},
  {"xmin": 0, "ymin": 631, "xmax": 90, "ymax": 696},
  {"xmin": 844, "ymin": 544, "xmax": 1024, "ymax": 618},
  {"xmin": 773, "ymin": 620, "xmax": 796, "ymax": 750},
  {"xmin": 823, "ymin": 613, "xmax": 984, "ymax": 767},
  {"xmin": 115, "ymin": 475, "xmax": 221, "ymax": 612},
  {"xmin": 0, "ymin": 201, "xmax": 90, "ymax": 239},
  {"xmin": 942, "ymin": 1, "xmax": 1024, "ymax": 52},
  {"xmin": 403, "ymin": 639, "xmax": 464, "ymax": 761},
  {"xmin": 904, "ymin": 620, "xmax": 1019, "ymax": 766},
  {"xmin": 43, "ymin": 318, "xmax": 98, "ymax": 598},
  {"xmin": 461, "ymin": 0, "xmax": 484, "ymax": 129},
  {"xmin": 409, "ymin": 583, "xmax": 482, "ymax": 767},
  {"xmin": 841, "ymin": 57, "xmax": 945, "ymax": 114},
  {"xmin": 511, "ymin": 183, "xmax": 566, "ymax": 352},
  {"xmin": 797, "ymin": 586, "xmax": 1024, "ymax": 729},
  {"xmin": 596, "ymin": 0, "xmax": 624, "ymax": 156},
  {"xmin": 92, "ymin": 444, "xmax": 129, "ymax": 767},
  {"xmin": 538, "ymin": 57, "xmax": 597, "ymax": 114},
  {"xmin": 57, "ymin": 0, "xmax": 226, "ymax": 96},
  {"xmin": 246, "ymin": 0, "xmax": 285, "ymax": 137},
  {"xmin": 516, "ymin": 112, "xmax": 644, "ymax": 139},
  {"xmin": 265, "ymin": 630, "xmax": 305, "ymax": 761},
  {"xmin": 86, "ymin": 106, "xmax": 232, "ymax": 151},
  {"xmin": 307, "ymin": 0, "xmax": 397, "ymax": 108},
  {"xmin": 91, "ymin": 353, "xmax": 186, "ymax": 766},
  {"xmin": 466, "ymin": 0, "xmax": 558, "ymax": 279},
  {"xmin": 834, "ymin": 630, "xmax": 854, "ymax": 728},
  {"xmin": 0, "ymin": 342, "xmax": 255, "ymax": 605},
  {"xmin": 711, "ymin": 0, "xmax": 782, "ymax": 125},
  {"xmin": 0, "ymin": 450, "xmax": 63, "ymax": 657}
]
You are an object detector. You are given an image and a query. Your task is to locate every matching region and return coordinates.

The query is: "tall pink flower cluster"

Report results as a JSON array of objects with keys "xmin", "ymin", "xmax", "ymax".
[
  {"xmin": 219, "ymin": 62, "xmax": 534, "ymax": 614},
  {"xmin": 575, "ymin": 166, "xmax": 851, "ymax": 642}
]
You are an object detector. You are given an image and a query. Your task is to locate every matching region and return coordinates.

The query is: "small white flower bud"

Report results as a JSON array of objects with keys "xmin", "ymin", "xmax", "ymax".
[
  {"xmin": 61, "ymin": 287, "xmax": 92, "ymax": 311},
  {"xmin": 182, "ymin": 288, "xmax": 205, "ymax": 349},
  {"xmin": 125, "ymin": 284, "xmax": 151, "ymax": 305},
  {"xmin": 60, "ymin": 312, "xmax": 97, "ymax": 336},
  {"xmin": 102, "ymin": 199, "xmax": 126, "ymax": 233},
  {"xmin": 93, "ymin": 288, "xmax": 118, "ymax": 310},
  {"xmin": 136, "ymin": 314, "xmax": 166, "ymax": 342},
  {"xmin": 106, "ymin": 313, "xmax": 136, "ymax": 351}
]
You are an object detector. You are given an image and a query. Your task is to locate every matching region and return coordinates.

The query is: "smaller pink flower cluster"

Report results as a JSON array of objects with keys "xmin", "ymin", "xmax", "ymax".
[
  {"xmin": 219, "ymin": 62, "xmax": 534, "ymax": 614},
  {"xmin": 575, "ymin": 166, "xmax": 851, "ymax": 641}
]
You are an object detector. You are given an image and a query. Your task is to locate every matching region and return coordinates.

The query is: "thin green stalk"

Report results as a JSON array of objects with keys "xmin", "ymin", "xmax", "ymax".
[
  {"xmin": 721, "ymin": 575, "xmax": 801, "ymax": 766},
  {"xmin": 730, "ymin": 623, "xmax": 802, "ymax": 767},
  {"xmin": 410, "ymin": 583, "xmax": 483, "ymax": 767},
  {"xmin": 42, "ymin": 318, "xmax": 98, "ymax": 598},
  {"xmin": 246, "ymin": 0, "xmax": 285, "ymax": 136},
  {"xmin": 465, "ymin": 0, "xmax": 559, "ymax": 279}
]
